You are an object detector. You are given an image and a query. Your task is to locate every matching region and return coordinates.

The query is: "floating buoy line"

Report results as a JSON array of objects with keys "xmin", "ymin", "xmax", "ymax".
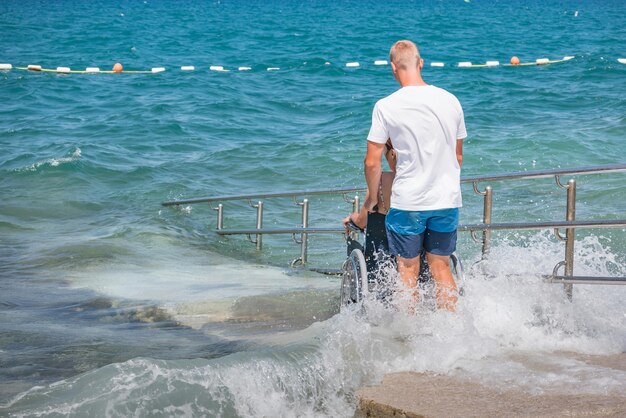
[{"xmin": 1, "ymin": 56, "xmax": 625, "ymax": 75}]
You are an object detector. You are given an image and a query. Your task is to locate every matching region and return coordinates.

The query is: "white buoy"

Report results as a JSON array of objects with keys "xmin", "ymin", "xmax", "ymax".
[
  {"xmin": 86, "ymin": 67, "xmax": 100, "ymax": 73},
  {"xmin": 151, "ymin": 67, "xmax": 165, "ymax": 73},
  {"xmin": 266, "ymin": 67, "xmax": 280, "ymax": 71},
  {"xmin": 486, "ymin": 61, "xmax": 500, "ymax": 67},
  {"xmin": 210, "ymin": 65, "xmax": 225, "ymax": 71},
  {"xmin": 181, "ymin": 66, "xmax": 195, "ymax": 71},
  {"xmin": 27, "ymin": 65, "xmax": 42, "ymax": 71},
  {"xmin": 374, "ymin": 60, "xmax": 388, "ymax": 66},
  {"xmin": 430, "ymin": 62, "xmax": 445, "ymax": 67},
  {"xmin": 536, "ymin": 58, "xmax": 550, "ymax": 64},
  {"xmin": 0, "ymin": 64, "xmax": 12, "ymax": 70},
  {"xmin": 238, "ymin": 66, "xmax": 252, "ymax": 71},
  {"xmin": 617, "ymin": 58, "xmax": 626, "ymax": 64},
  {"xmin": 346, "ymin": 62, "xmax": 360, "ymax": 68},
  {"xmin": 574, "ymin": 10, "xmax": 579, "ymax": 17},
  {"xmin": 56, "ymin": 67, "xmax": 71, "ymax": 73},
  {"xmin": 324, "ymin": 61, "xmax": 331, "ymax": 65},
  {"xmin": 458, "ymin": 62, "xmax": 472, "ymax": 67},
  {"xmin": 563, "ymin": 56, "xmax": 575, "ymax": 61}
]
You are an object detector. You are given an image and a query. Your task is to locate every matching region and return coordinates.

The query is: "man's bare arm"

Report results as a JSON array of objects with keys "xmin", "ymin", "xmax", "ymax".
[
  {"xmin": 456, "ymin": 138, "xmax": 463, "ymax": 168},
  {"xmin": 363, "ymin": 141, "xmax": 385, "ymax": 211}
]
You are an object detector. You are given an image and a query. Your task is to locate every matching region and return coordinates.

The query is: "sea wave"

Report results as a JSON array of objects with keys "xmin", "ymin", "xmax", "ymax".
[
  {"xmin": 15, "ymin": 147, "xmax": 82, "ymax": 172},
  {"xmin": 3, "ymin": 233, "xmax": 624, "ymax": 417}
]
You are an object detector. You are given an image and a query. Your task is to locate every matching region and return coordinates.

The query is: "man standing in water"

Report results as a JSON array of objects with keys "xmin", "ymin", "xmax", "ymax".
[{"xmin": 363, "ymin": 40, "xmax": 466, "ymax": 311}]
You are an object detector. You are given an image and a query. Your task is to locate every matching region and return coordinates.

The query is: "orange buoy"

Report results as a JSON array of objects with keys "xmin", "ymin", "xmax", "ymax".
[
  {"xmin": 113, "ymin": 63, "xmax": 123, "ymax": 73},
  {"xmin": 510, "ymin": 56, "xmax": 520, "ymax": 65}
]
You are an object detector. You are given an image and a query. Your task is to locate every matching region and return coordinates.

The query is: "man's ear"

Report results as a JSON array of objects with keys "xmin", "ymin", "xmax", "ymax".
[
  {"xmin": 391, "ymin": 61, "xmax": 397, "ymax": 75},
  {"xmin": 419, "ymin": 58, "xmax": 424, "ymax": 70}
]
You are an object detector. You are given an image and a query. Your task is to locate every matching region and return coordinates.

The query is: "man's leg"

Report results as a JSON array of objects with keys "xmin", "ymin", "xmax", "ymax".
[
  {"xmin": 396, "ymin": 255, "xmax": 420, "ymax": 309},
  {"xmin": 423, "ymin": 208, "xmax": 460, "ymax": 312},
  {"xmin": 385, "ymin": 208, "xmax": 425, "ymax": 312},
  {"xmin": 425, "ymin": 253, "xmax": 457, "ymax": 311}
]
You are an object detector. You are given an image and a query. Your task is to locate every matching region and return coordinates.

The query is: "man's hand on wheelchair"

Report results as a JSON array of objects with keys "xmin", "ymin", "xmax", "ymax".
[{"xmin": 343, "ymin": 212, "xmax": 366, "ymax": 234}]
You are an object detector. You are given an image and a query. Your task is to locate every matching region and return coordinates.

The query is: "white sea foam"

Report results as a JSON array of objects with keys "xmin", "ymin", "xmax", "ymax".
[
  {"xmin": 19, "ymin": 147, "xmax": 82, "ymax": 172},
  {"xmin": 6, "ymin": 233, "xmax": 625, "ymax": 416},
  {"xmin": 64, "ymin": 243, "xmax": 339, "ymax": 330}
]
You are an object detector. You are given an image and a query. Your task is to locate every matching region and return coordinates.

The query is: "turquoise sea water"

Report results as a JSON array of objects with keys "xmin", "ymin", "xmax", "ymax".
[{"xmin": 1, "ymin": 0, "xmax": 625, "ymax": 416}]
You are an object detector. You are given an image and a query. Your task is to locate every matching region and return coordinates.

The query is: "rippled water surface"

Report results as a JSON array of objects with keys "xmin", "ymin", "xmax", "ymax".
[{"xmin": 1, "ymin": 0, "xmax": 625, "ymax": 416}]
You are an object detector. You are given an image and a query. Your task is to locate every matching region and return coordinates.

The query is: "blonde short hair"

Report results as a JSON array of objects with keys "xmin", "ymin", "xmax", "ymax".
[{"xmin": 389, "ymin": 40, "xmax": 421, "ymax": 70}]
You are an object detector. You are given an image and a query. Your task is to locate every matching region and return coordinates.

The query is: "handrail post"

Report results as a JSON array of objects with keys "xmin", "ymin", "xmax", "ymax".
[
  {"xmin": 473, "ymin": 182, "xmax": 493, "ymax": 258},
  {"xmin": 298, "ymin": 199, "xmax": 309, "ymax": 264},
  {"xmin": 214, "ymin": 204, "xmax": 224, "ymax": 230},
  {"xmin": 564, "ymin": 179, "xmax": 576, "ymax": 300},
  {"xmin": 254, "ymin": 201, "xmax": 263, "ymax": 251},
  {"xmin": 351, "ymin": 195, "xmax": 360, "ymax": 241},
  {"xmin": 482, "ymin": 186, "xmax": 493, "ymax": 257}
]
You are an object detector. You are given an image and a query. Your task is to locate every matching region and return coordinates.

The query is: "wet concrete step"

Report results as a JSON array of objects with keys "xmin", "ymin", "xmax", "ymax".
[{"xmin": 357, "ymin": 369, "xmax": 626, "ymax": 418}]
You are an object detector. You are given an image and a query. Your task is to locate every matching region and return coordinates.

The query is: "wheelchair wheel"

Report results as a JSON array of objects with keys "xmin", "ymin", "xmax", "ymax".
[{"xmin": 340, "ymin": 248, "xmax": 367, "ymax": 307}]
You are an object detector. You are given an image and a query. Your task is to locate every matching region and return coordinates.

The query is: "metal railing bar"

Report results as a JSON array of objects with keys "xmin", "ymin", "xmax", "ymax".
[
  {"xmin": 161, "ymin": 164, "xmax": 626, "ymax": 207},
  {"xmin": 545, "ymin": 275, "xmax": 626, "ymax": 285},
  {"xmin": 217, "ymin": 227, "xmax": 345, "ymax": 236},
  {"xmin": 466, "ymin": 163, "xmax": 626, "ymax": 184},
  {"xmin": 162, "ymin": 187, "xmax": 365, "ymax": 206},
  {"xmin": 214, "ymin": 219, "xmax": 626, "ymax": 237},
  {"xmin": 459, "ymin": 219, "xmax": 626, "ymax": 232}
]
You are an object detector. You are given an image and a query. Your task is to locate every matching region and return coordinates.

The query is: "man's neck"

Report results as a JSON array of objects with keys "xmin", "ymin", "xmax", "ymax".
[{"xmin": 396, "ymin": 70, "xmax": 427, "ymax": 87}]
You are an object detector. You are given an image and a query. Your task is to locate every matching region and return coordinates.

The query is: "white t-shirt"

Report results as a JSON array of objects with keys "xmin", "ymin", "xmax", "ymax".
[{"xmin": 367, "ymin": 85, "xmax": 467, "ymax": 211}]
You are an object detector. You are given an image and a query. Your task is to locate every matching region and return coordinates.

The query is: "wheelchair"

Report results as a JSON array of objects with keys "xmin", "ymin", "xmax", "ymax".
[{"xmin": 340, "ymin": 212, "xmax": 465, "ymax": 308}]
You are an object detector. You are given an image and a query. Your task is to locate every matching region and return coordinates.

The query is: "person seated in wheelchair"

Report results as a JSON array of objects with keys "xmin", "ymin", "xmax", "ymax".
[
  {"xmin": 343, "ymin": 139, "xmax": 396, "ymax": 231},
  {"xmin": 342, "ymin": 141, "xmax": 431, "ymax": 297},
  {"xmin": 341, "ymin": 139, "xmax": 462, "ymax": 310}
]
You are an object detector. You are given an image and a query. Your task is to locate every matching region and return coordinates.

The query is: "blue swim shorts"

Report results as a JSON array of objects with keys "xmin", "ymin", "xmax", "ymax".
[{"xmin": 385, "ymin": 208, "xmax": 459, "ymax": 258}]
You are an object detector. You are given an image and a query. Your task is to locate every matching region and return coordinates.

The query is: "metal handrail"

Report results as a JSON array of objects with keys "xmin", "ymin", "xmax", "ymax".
[
  {"xmin": 458, "ymin": 219, "xmax": 626, "ymax": 232},
  {"xmin": 162, "ymin": 163, "xmax": 626, "ymax": 293},
  {"xmin": 465, "ymin": 163, "xmax": 626, "ymax": 184},
  {"xmin": 162, "ymin": 187, "xmax": 363, "ymax": 206},
  {"xmin": 161, "ymin": 163, "xmax": 626, "ymax": 206},
  {"xmin": 546, "ymin": 276, "xmax": 626, "ymax": 285},
  {"xmin": 215, "ymin": 220, "xmax": 626, "ymax": 236},
  {"xmin": 218, "ymin": 227, "xmax": 343, "ymax": 236}
]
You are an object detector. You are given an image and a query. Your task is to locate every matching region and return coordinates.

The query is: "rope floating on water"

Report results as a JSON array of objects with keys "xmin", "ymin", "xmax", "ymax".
[
  {"xmin": 457, "ymin": 56, "xmax": 576, "ymax": 68},
  {"xmin": 13, "ymin": 65, "xmax": 155, "ymax": 74},
  {"xmin": 1, "ymin": 56, "xmax": 624, "ymax": 75}
]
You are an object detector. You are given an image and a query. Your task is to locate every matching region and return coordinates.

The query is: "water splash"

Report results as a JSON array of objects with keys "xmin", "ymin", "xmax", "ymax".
[{"xmin": 3, "ymin": 233, "xmax": 624, "ymax": 417}]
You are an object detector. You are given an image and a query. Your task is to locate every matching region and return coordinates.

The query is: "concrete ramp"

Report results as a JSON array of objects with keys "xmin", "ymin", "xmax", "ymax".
[{"xmin": 357, "ymin": 362, "xmax": 626, "ymax": 417}]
